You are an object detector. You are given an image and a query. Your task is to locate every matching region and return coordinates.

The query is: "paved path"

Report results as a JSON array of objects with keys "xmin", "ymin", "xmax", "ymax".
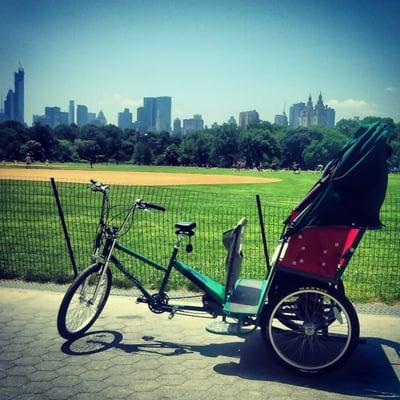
[{"xmin": 0, "ymin": 287, "xmax": 399, "ymax": 400}]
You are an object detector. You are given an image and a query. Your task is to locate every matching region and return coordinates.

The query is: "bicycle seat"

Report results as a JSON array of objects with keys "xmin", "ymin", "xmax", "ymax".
[{"xmin": 175, "ymin": 221, "xmax": 196, "ymax": 236}]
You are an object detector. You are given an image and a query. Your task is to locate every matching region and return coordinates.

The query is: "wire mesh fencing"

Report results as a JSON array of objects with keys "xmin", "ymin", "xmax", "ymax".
[{"xmin": 0, "ymin": 177, "xmax": 399, "ymax": 302}]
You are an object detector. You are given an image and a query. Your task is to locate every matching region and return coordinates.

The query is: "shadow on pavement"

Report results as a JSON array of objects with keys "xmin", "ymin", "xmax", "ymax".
[
  {"xmin": 61, "ymin": 330, "xmax": 241, "ymax": 358},
  {"xmin": 61, "ymin": 330, "xmax": 399, "ymax": 399},
  {"xmin": 216, "ymin": 334, "xmax": 400, "ymax": 400}
]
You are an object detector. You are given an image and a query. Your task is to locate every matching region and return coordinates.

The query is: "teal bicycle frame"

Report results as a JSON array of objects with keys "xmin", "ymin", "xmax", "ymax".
[{"xmin": 88, "ymin": 180, "xmax": 269, "ymax": 328}]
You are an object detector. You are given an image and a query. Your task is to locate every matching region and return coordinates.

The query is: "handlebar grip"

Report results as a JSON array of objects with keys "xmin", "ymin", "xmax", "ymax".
[
  {"xmin": 90, "ymin": 179, "xmax": 109, "ymax": 192},
  {"xmin": 143, "ymin": 202, "xmax": 166, "ymax": 212}
]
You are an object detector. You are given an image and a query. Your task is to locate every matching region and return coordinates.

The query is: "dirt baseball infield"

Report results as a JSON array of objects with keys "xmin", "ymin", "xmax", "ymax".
[{"xmin": 0, "ymin": 167, "xmax": 281, "ymax": 186}]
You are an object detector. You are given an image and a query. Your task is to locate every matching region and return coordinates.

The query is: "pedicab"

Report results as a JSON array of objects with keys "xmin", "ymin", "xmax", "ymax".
[{"xmin": 57, "ymin": 122, "xmax": 392, "ymax": 374}]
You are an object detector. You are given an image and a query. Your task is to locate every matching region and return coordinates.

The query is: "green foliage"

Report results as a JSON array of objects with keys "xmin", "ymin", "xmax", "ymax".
[
  {"xmin": 280, "ymin": 129, "xmax": 315, "ymax": 167},
  {"xmin": 133, "ymin": 141, "xmax": 152, "ymax": 164},
  {"xmin": 29, "ymin": 123, "xmax": 57, "ymax": 159},
  {"xmin": 21, "ymin": 140, "xmax": 45, "ymax": 161},
  {"xmin": 302, "ymin": 130, "xmax": 348, "ymax": 169},
  {"xmin": 335, "ymin": 118, "xmax": 360, "ymax": 137},
  {"xmin": 0, "ymin": 118, "xmax": 398, "ymax": 169}
]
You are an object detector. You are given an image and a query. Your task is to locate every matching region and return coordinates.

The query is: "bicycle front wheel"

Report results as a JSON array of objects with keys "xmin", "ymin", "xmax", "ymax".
[
  {"xmin": 261, "ymin": 286, "xmax": 359, "ymax": 374},
  {"xmin": 57, "ymin": 263, "xmax": 112, "ymax": 340}
]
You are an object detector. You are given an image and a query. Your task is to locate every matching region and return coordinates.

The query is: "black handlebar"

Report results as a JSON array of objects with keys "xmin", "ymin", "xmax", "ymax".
[
  {"xmin": 139, "ymin": 200, "xmax": 166, "ymax": 212},
  {"xmin": 90, "ymin": 179, "xmax": 109, "ymax": 193}
]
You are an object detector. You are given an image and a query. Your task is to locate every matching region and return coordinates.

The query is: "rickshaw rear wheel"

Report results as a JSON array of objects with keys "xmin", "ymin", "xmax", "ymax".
[{"xmin": 260, "ymin": 285, "xmax": 359, "ymax": 375}]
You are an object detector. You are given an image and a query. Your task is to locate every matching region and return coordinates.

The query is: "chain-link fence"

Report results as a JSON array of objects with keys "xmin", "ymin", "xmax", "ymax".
[{"xmin": 0, "ymin": 178, "xmax": 399, "ymax": 302}]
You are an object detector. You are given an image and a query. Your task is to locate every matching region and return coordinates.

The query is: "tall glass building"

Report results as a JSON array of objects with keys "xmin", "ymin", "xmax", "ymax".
[
  {"xmin": 155, "ymin": 96, "xmax": 171, "ymax": 132},
  {"xmin": 14, "ymin": 66, "xmax": 24, "ymax": 124},
  {"xmin": 141, "ymin": 96, "xmax": 172, "ymax": 132},
  {"xmin": 3, "ymin": 65, "xmax": 24, "ymax": 123},
  {"xmin": 76, "ymin": 105, "xmax": 88, "ymax": 127}
]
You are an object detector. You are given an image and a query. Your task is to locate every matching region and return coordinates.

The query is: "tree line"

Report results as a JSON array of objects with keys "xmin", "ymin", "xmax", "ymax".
[{"xmin": 0, "ymin": 117, "xmax": 399, "ymax": 170}]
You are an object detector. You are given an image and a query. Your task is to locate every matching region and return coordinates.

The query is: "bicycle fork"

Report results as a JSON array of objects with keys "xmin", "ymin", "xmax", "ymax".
[{"xmin": 86, "ymin": 237, "xmax": 117, "ymax": 304}]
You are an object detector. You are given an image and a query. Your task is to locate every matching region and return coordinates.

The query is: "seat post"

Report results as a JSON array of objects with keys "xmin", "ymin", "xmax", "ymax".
[{"xmin": 159, "ymin": 222, "xmax": 197, "ymax": 294}]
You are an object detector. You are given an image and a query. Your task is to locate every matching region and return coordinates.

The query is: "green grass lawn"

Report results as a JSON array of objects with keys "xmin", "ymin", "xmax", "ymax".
[{"xmin": 1, "ymin": 163, "xmax": 399, "ymax": 303}]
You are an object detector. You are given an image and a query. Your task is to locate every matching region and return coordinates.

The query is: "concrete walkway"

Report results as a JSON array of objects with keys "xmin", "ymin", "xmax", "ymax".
[{"xmin": 0, "ymin": 286, "xmax": 399, "ymax": 400}]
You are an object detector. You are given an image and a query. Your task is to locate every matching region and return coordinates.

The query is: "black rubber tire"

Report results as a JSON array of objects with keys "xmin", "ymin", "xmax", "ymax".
[
  {"xmin": 261, "ymin": 285, "xmax": 359, "ymax": 375},
  {"xmin": 276, "ymin": 279, "xmax": 345, "ymax": 331},
  {"xmin": 57, "ymin": 263, "xmax": 112, "ymax": 340}
]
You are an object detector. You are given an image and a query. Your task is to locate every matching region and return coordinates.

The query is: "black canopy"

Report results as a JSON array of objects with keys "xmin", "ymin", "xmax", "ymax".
[{"xmin": 287, "ymin": 122, "xmax": 392, "ymax": 236}]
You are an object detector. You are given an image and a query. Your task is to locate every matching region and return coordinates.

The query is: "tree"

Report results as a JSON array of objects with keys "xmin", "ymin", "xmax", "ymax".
[
  {"xmin": 21, "ymin": 140, "xmax": 45, "ymax": 161},
  {"xmin": 54, "ymin": 124, "xmax": 78, "ymax": 142},
  {"xmin": 280, "ymin": 129, "xmax": 319, "ymax": 168},
  {"xmin": 160, "ymin": 143, "xmax": 180, "ymax": 166},
  {"xmin": 0, "ymin": 127, "xmax": 21, "ymax": 160},
  {"xmin": 132, "ymin": 142, "xmax": 152, "ymax": 164},
  {"xmin": 53, "ymin": 140, "xmax": 77, "ymax": 162},
  {"xmin": 75, "ymin": 139, "xmax": 101, "ymax": 162},
  {"xmin": 180, "ymin": 131, "xmax": 212, "ymax": 166},
  {"xmin": 303, "ymin": 131, "xmax": 347, "ymax": 169},
  {"xmin": 119, "ymin": 139, "xmax": 135, "ymax": 161},
  {"xmin": 28, "ymin": 124, "xmax": 57, "ymax": 159},
  {"xmin": 335, "ymin": 118, "xmax": 360, "ymax": 137},
  {"xmin": 238, "ymin": 129, "xmax": 280, "ymax": 167},
  {"xmin": 210, "ymin": 125, "xmax": 238, "ymax": 167}
]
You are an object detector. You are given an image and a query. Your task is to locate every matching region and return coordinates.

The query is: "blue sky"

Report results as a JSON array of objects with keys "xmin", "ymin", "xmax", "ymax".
[{"xmin": 1, "ymin": 0, "xmax": 399, "ymax": 126}]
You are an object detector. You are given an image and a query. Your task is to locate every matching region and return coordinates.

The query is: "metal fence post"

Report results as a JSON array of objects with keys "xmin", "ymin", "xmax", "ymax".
[{"xmin": 50, "ymin": 178, "xmax": 79, "ymax": 278}]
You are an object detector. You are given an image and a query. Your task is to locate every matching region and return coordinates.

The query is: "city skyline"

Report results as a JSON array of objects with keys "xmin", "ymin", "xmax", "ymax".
[{"xmin": 1, "ymin": 0, "xmax": 399, "ymax": 126}]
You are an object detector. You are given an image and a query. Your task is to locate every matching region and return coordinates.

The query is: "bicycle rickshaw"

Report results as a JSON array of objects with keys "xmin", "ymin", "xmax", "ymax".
[{"xmin": 57, "ymin": 122, "xmax": 392, "ymax": 374}]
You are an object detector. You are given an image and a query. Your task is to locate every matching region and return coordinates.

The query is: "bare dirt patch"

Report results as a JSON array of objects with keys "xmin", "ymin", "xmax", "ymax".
[{"xmin": 0, "ymin": 168, "xmax": 281, "ymax": 186}]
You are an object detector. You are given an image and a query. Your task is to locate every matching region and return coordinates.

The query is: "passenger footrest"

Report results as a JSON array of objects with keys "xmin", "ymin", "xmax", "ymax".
[
  {"xmin": 205, "ymin": 320, "xmax": 254, "ymax": 336},
  {"xmin": 223, "ymin": 279, "xmax": 268, "ymax": 317}
]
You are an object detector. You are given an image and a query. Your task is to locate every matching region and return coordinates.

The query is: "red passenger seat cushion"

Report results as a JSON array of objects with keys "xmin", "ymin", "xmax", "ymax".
[{"xmin": 280, "ymin": 226, "xmax": 360, "ymax": 279}]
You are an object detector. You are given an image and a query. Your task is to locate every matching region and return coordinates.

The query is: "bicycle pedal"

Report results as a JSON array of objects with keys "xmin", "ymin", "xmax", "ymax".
[
  {"xmin": 136, "ymin": 296, "xmax": 148, "ymax": 304},
  {"xmin": 168, "ymin": 308, "xmax": 178, "ymax": 320}
]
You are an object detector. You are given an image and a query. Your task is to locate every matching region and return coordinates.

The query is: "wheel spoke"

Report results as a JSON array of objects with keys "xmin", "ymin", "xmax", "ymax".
[
  {"xmin": 62, "ymin": 266, "xmax": 110, "ymax": 336},
  {"xmin": 267, "ymin": 288, "xmax": 357, "ymax": 372}
]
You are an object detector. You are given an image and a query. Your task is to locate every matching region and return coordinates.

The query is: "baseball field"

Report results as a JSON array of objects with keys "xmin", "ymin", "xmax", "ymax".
[{"xmin": 1, "ymin": 163, "xmax": 399, "ymax": 302}]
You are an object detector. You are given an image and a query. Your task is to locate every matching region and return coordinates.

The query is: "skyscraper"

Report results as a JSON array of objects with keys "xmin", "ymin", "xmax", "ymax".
[
  {"xmin": 227, "ymin": 116, "xmax": 237, "ymax": 126},
  {"xmin": 3, "ymin": 65, "xmax": 24, "ymax": 123},
  {"xmin": 4, "ymin": 90, "xmax": 14, "ymax": 121},
  {"xmin": 239, "ymin": 110, "xmax": 259, "ymax": 129},
  {"xmin": 141, "ymin": 96, "xmax": 172, "ymax": 132},
  {"xmin": 87, "ymin": 112, "xmax": 96, "ymax": 124},
  {"xmin": 32, "ymin": 106, "xmax": 68, "ymax": 127},
  {"xmin": 183, "ymin": 114, "xmax": 204, "ymax": 135},
  {"xmin": 136, "ymin": 107, "xmax": 146, "ymax": 132},
  {"xmin": 45, "ymin": 107, "xmax": 61, "ymax": 127},
  {"xmin": 118, "ymin": 108, "xmax": 133, "ymax": 129},
  {"xmin": 298, "ymin": 93, "xmax": 335, "ymax": 128},
  {"xmin": 274, "ymin": 113, "xmax": 288, "ymax": 126},
  {"xmin": 95, "ymin": 110, "xmax": 107, "ymax": 127},
  {"xmin": 69, "ymin": 100, "xmax": 75, "ymax": 125},
  {"xmin": 76, "ymin": 105, "xmax": 88, "ymax": 127},
  {"xmin": 143, "ymin": 97, "xmax": 156, "ymax": 131},
  {"xmin": 14, "ymin": 66, "xmax": 24, "ymax": 124},
  {"xmin": 155, "ymin": 97, "xmax": 171, "ymax": 132},
  {"xmin": 173, "ymin": 118, "xmax": 182, "ymax": 135},
  {"xmin": 289, "ymin": 103, "xmax": 305, "ymax": 128},
  {"xmin": 0, "ymin": 95, "xmax": 5, "ymax": 122},
  {"xmin": 326, "ymin": 108, "xmax": 335, "ymax": 128}
]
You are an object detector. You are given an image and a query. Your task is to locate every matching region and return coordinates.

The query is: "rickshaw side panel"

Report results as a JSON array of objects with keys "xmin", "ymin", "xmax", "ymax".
[{"xmin": 277, "ymin": 226, "xmax": 365, "ymax": 281}]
